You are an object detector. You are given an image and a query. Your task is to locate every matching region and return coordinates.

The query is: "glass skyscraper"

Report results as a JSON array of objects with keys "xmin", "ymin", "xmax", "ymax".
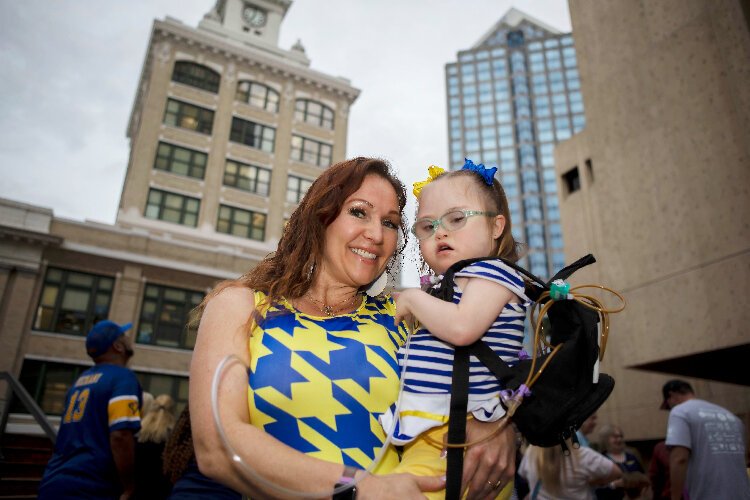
[{"xmin": 445, "ymin": 9, "xmax": 584, "ymax": 279}]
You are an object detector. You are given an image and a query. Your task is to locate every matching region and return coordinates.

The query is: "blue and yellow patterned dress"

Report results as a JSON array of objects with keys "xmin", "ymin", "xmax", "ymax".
[{"xmin": 247, "ymin": 291, "xmax": 406, "ymax": 473}]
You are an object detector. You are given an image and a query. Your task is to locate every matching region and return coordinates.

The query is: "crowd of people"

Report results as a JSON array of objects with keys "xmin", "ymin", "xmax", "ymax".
[{"xmin": 36, "ymin": 157, "xmax": 749, "ymax": 499}]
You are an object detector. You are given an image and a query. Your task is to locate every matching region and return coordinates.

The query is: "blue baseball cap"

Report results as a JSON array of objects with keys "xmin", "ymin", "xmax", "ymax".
[{"xmin": 86, "ymin": 320, "xmax": 132, "ymax": 358}]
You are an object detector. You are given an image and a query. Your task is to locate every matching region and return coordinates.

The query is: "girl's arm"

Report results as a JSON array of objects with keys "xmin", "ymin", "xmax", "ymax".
[
  {"xmin": 190, "ymin": 286, "xmax": 443, "ymax": 499},
  {"xmin": 395, "ymin": 277, "xmax": 514, "ymax": 346}
]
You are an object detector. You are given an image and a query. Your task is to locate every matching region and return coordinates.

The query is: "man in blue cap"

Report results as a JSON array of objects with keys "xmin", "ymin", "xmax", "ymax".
[{"xmin": 38, "ymin": 320, "xmax": 143, "ymax": 499}]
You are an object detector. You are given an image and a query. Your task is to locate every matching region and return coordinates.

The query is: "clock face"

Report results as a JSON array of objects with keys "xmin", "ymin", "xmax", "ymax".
[{"xmin": 242, "ymin": 5, "xmax": 267, "ymax": 27}]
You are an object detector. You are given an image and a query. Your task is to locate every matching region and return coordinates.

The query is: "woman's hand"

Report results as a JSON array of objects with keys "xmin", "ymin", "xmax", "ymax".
[
  {"xmin": 453, "ymin": 419, "xmax": 517, "ymax": 499},
  {"xmin": 356, "ymin": 472, "xmax": 445, "ymax": 500}
]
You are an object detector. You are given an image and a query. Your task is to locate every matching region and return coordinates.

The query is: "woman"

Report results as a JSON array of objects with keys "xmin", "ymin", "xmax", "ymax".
[
  {"xmin": 519, "ymin": 442, "xmax": 622, "ymax": 499},
  {"xmin": 595, "ymin": 425, "xmax": 649, "ymax": 500},
  {"xmin": 190, "ymin": 157, "xmax": 516, "ymax": 499},
  {"xmin": 164, "ymin": 407, "xmax": 241, "ymax": 499},
  {"xmin": 133, "ymin": 394, "xmax": 177, "ymax": 499}
]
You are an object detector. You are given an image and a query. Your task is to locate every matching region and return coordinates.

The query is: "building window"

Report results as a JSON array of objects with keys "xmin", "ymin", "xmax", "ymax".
[
  {"xmin": 529, "ymin": 252, "xmax": 549, "ymax": 279},
  {"xmin": 223, "ymin": 160, "xmax": 271, "ymax": 196},
  {"xmin": 136, "ymin": 372, "xmax": 189, "ymax": 415},
  {"xmin": 586, "ymin": 158, "xmax": 594, "ymax": 183},
  {"xmin": 562, "ymin": 167, "xmax": 581, "ymax": 195},
  {"xmin": 137, "ymin": 284, "xmax": 203, "ymax": 349},
  {"xmin": 145, "ymin": 189, "xmax": 200, "ymax": 227},
  {"xmin": 294, "ymin": 99, "xmax": 334, "ymax": 129},
  {"xmin": 507, "ymin": 30, "xmax": 525, "ymax": 48},
  {"xmin": 290, "ymin": 135, "xmax": 332, "ymax": 167},
  {"xmin": 287, "ymin": 175, "xmax": 313, "ymax": 204},
  {"xmin": 163, "ymin": 99, "xmax": 214, "ymax": 134},
  {"xmin": 171, "ymin": 61, "xmax": 220, "ymax": 93},
  {"xmin": 217, "ymin": 205, "xmax": 266, "ymax": 241},
  {"xmin": 154, "ymin": 142, "xmax": 207, "ymax": 179},
  {"xmin": 526, "ymin": 223, "xmax": 545, "ymax": 249},
  {"xmin": 12, "ymin": 360, "xmax": 89, "ymax": 415},
  {"xmin": 236, "ymin": 81, "xmax": 279, "ymax": 113},
  {"xmin": 33, "ymin": 268, "xmax": 114, "ymax": 335},
  {"xmin": 230, "ymin": 117, "xmax": 275, "ymax": 152}
]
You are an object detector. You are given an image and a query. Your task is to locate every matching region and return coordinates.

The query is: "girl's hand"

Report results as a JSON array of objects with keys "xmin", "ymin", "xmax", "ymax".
[
  {"xmin": 394, "ymin": 288, "xmax": 419, "ymax": 326},
  {"xmin": 446, "ymin": 419, "xmax": 516, "ymax": 499},
  {"xmin": 356, "ymin": 472, "xmax": 445, "ymax": 499}
]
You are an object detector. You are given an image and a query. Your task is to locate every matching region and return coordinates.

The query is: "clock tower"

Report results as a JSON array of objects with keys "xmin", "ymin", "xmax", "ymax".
[{"xmin": 199, "ymin": 0, "xmax": 290, "ymax": 48}]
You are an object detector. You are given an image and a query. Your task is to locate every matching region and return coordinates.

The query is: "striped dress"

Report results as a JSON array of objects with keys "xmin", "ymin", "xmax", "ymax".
[{"xmin": 380, "ymin": 259, "xmax": 529, "ymax": 445}]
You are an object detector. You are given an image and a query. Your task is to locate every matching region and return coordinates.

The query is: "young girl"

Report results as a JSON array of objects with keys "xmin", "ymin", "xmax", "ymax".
[
  {"xmin": 519, "ymin": 442, "xmax": 622, "ymax": 499},
  {"xmin": 380, "ymin": 159, "xmax": 530, "ymax": 499}
]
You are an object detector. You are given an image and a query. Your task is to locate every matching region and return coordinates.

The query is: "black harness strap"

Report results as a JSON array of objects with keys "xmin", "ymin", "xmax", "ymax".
[
  {"xmin": 468, "ymin": 340, "xmax": 514, "ymax": 383},
  {"xmin": 445, "ymin": 345, "xmax": 470, "ymax": 500}
]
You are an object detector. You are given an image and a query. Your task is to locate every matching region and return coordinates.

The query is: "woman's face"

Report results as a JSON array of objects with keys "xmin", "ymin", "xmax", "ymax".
[
  {"xmin": 320, "ymin": 174, "xmax": 401, "ymax": 288},
  {"xmin": 608, "ymin": 428, "xmax": 625, "ymax": 452}
]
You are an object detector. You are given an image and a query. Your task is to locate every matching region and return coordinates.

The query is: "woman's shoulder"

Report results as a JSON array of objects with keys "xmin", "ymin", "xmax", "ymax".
[
  {"xmin": 203, "ymin": 285, "xmax": 256, "ymax": 318},
  {"xmin": 207, "ymin": 284, "xmax": 255, "ymax": 303}
]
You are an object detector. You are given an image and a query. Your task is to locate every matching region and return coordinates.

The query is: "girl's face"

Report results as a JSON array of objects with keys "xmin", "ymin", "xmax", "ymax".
[
  {"xmin": 320, "ymin": 174, "xmax": 401, "ymax": 288},
  {"xmin": 415, "ymin": 176, "xmax": 504, "ymax": 275}
]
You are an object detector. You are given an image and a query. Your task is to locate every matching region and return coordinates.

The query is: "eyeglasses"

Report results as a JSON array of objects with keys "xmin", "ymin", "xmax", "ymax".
[{"xmin": 410, "ymin": 209, "xmax": 498, "ymax": 240}]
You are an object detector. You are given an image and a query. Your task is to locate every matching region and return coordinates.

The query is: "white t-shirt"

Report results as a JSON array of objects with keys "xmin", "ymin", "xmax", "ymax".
[
  {"xmin": 519, "ymin": 446, "xmax": 614, "ymax": 500},
  {"xmin": 666, "ymin": 398, "xmax": 750, "ymax": 500}
]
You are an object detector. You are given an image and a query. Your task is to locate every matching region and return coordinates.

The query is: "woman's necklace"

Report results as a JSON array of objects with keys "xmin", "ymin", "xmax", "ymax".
[{"xmin": 304, "ymin": 291, "xmax": 359, "ymax": 317}]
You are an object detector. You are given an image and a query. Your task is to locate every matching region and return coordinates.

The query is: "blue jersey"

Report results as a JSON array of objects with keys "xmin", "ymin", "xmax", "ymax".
[{"xmin": 38, "ymin": 363, "xmax": 142, "ymax": 499}]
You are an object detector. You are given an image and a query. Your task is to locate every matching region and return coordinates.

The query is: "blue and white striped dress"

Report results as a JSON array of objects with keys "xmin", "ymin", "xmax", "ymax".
[{"xmin": 380, "ymin": 259, "xmax": 530, "ymax": 445}]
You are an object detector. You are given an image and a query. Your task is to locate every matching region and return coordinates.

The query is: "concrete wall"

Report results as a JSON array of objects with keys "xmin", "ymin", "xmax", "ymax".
[{"xmin": 556, "ymin": 0, "xmax": 750, "ymax": 439}]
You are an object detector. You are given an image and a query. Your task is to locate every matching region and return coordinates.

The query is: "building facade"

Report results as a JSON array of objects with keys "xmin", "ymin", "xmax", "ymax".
[
  {"xmin": 0, "ymin": 0, "xmax": 359, "ymax": 430},
  {"xmin": 445, "ymin": 8, "xmax": 584, "ymax": 279},
  {"xmin": 554, "ymin": 0, "xmax": 750, "ymax": 441}
]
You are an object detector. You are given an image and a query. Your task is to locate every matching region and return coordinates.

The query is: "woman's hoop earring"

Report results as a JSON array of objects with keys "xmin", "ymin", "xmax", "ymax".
[{"xmin": 366, "ymin": 271, "xmax": 388, "ymax": 297}]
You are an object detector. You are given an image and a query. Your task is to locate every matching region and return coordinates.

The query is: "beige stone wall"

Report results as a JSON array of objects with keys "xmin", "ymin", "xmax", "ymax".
[
  {"xmin": 557, "ymin": 0, "xmax": 750, "ymax": 439},
  {"xmin": 118, "ymin": 19, "xmax": 357, "ymax": 249}
]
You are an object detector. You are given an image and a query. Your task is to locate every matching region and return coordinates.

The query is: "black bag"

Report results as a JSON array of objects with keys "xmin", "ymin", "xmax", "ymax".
[{"xmin": 432, "ymin": 254, "xmax": 615, "ymax": 499}]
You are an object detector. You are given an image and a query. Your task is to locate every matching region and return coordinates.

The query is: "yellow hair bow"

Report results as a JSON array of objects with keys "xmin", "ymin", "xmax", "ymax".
[{"xmin": 412, "ymin": 165, "xmax": 445, "ymax": 198}]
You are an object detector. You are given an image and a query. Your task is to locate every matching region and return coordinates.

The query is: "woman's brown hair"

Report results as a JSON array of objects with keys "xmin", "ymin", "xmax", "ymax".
[
  {"xmin": 162, "ymin": 405, "xmax": 194, "ymax": 484},
  {"xmin": 197, "ymin": 157, "xmax": 407, "ymax": 318}
]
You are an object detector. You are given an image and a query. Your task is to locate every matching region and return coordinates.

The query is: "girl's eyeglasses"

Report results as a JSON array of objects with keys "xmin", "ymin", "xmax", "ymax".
[{"xmin": 410, "ymin": 209, "xmax": 497, "ymax": 240}]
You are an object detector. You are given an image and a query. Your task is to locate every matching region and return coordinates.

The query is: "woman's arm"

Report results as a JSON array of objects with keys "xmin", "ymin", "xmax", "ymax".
[
  {"xmin": 190, "ymin": 287, "xmax": 443, "ymax": 499},
  {"xmin": 395, "ymin": 278, "xmax": 514, "ymax": 346}
]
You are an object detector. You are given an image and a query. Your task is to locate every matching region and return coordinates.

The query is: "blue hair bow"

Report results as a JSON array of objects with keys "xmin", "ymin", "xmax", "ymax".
[{"xmin": 461, "ymin": 158, "xmax": 497, "ymax": 186}]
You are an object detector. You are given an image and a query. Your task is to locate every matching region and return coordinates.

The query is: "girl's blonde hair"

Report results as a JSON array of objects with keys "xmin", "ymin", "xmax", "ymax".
[
  {"xmin": 528, "ymin": 442, "xmax": 578, "ymax": 497},
  {"xmin": 138, "ymin": 394, "xmax": 176, "ymax": 444}
]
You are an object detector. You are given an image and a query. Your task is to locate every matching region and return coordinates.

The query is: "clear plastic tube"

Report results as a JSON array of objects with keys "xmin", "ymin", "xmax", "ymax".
[{"xmin": 210, "ymin": 326, "xmax": 415, "ymax": 498}]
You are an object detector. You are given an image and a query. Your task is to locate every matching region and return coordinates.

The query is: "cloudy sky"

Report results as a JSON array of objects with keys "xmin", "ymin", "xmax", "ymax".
[{"xmin": 0, "ymin": 0, "xmax": 570, "ymax": 282}]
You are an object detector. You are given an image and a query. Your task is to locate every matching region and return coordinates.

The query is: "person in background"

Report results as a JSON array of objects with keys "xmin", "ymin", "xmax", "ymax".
[
  {"xmin": 132, "ymin": 394, "xmax": 176, "ymax": 499},
  {"xmin": 519, "ymin": 440, "xmax": 622, "ymax": 499},
  {"xmin": 577, "ymin": 413, "xmax": 599, "ymax": 449},
  {"xmin": 140, "ymin": 392, "xmax": 154, "ymax": 420},
  {"xmin": 163, "ymin": 406, "xmax": 241, "ymax": 500},
  {"xmin": 595, "ymin": 424, "xmax": 649, "ymax": 500},
  {"xmin": 647, "ymin": 440, "xmax": 671, "ymax": 500},
  {"xmin": 661, "ymin": 379, "xmax": 750, "ymax": 500},
  {"xmin": 38, "ymin": 320, "xmax": 142, "ymax": 500}
]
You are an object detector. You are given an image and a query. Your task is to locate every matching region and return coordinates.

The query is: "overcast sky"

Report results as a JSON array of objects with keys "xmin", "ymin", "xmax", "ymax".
[{"xmin": 0, "ymin": 0, "xmax": 570, "ymax": 283}]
